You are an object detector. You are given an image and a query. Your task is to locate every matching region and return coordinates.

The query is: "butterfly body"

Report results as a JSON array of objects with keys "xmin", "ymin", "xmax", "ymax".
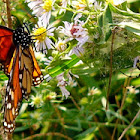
[{"xmin": 0, "ymin": 25, "xmax": 43, "ymax": 133}]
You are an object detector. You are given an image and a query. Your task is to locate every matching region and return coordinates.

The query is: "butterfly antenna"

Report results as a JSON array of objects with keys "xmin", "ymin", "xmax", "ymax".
[{"xmin": 23, "ymin": 23, "xmax": 30, "ymax": 34}]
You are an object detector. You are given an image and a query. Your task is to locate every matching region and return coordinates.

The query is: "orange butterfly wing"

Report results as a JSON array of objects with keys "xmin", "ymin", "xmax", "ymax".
[
  {"xmin": 3, "ymin": 47, "xmax": 22, "ymax": 132},
  {"xmin": 29, "ymin": 47, "xmax": 44, "ymax": 86},
  {"xmin": 3, "ymin": 45, "xmax": 43, "ymax": 133}
]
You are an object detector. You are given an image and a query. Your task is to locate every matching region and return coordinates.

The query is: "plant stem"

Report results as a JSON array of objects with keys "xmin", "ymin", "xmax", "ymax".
[
  {"xmin": 6, "ymin": 0, "xmax": 12, "ymax": 28},
  {"xmin": 23, "ymin": 132, "xmax": 73, "ymax": 140},
  {"xmin": 46, "ymin": 119, "xmax": 140, "ymax": 130},
  {"xmin": 70, "ymin": 96, "xmax": 81, "ymax": 111},
  {"xmin": 118, "ymin": 109, "xmax": 140, "ymax": 140},
  {"xmin": 106, "ymin": 27, "xmax": 116, "ymax": 110}
]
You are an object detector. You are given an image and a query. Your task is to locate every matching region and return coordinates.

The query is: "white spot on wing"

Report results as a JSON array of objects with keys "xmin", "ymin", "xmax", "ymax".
[
  {"xmin": 7, "ymin": 103, "xmax": 11, "ymax": 109},
  {"xmin": 7, "ymin": 86, "xmax": 10, "ymax": 92},
  {"xmin": 5, "ymin": 96, "xmax": 8, "ymax": 101},
  {"xmin": 34, "ymin": 82, "xmax": 37, "ymax": 85},
  {"xmin": 22, "ymin": 89, "xmax": 24, "ymax": 93},
  {"xmin": 12, "ymin": 108, "xmax": 15, "ymax": 116},
  {"xmin": 19, "ymin": 74, "xmax": 22, "ymax": 79},
  {"xmin": 9, "ymin": 89, "xmax": 11, "ymax": 95},
  {"xmin": 8, "ymin": 124, "xmax": 11, "ymax": 128},
  {"xmin": 4, "ymin": 128, "xmax": 9, "ymax": 132},
  {"xmin": 4, "ymin": 122, "xmax": 7, "ymax": 126},
  {"xmin": 11, "ymin": 91, "xmax": 14, "ymax": 100},
  {"xmin": 36, "ymin": 77, "xmax": 40, "ymax": 81}
]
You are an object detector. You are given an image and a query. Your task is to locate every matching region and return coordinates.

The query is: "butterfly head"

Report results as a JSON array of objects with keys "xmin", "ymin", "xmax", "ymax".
[{"xmin": 13, "ymin": 27, "xmax": 32, "ymax": 49}]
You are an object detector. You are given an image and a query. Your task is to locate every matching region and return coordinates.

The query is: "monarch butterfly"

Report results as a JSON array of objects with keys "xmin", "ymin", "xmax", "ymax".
[{"xmin": 0, "ymin": 25, "xmax": 44, "ymax": 133}]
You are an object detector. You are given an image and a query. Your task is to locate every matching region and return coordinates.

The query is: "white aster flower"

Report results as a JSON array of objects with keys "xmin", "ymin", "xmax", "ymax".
[
  {"xmin": 57, "ymin": 72, "xmax": 70, "ymax": 99},
  {"xmin": 94, "ymin": 1, "xmax": 103, "ymax": 11},
  {"xmin": 58, "ymin": 14, "xmax": 90, "ymax": 56},
  {"xmin": 26, "ymin": 0, "xmax": 55, "ymax": 25},
  {"xmin": 126, "ymin": 86, "xmax": 139, "ymax": 94},
  {"xmin": 30, "ymin": 112, "xmax": 42, "ymax": 120},
  {"xmin": 88, "ymin": 87, "xmax": 101, "ymax": 96},
  {"xmin": 59, "ymin": 0, "xmax": 70, "ymax": 14},
  {"xmin": 106, "ymin": 0, "xmax": 126, "ymax": 6},
  {"xmin": 32, "ymin": 21, "xmax": 55, "ymax": 54},
  {"xmin": 30, "ymin": 94, "xmax": 43, "ymax": 108},
  {"xmin": 34, "ymin": 51, "xmax": 46, "ymax": 61},
  {"xmin": 44, "ymin": 56, "xmax": 53, "ymax": 66},
  {"xmin": 69, "ymin": 46, "xmax": 85, "ymax": 57},
  {"xmin": 133, "ymin": 56, "xmax": 140, "ymax": 69},
  {"xmin": 46, "ymin": 92, "xmax": 57, "ymax": 100},
  {"xmin": 59, "ymin": 86, "xmax": 70, "ymax": 99},
  {"xmin": 72, "ymin": 1, "xmax": 86, "ymax": 11},
  {"xmin": 56, "ymin": 70, "xmax": 78, "ymax": 98},
  {"xmin": 72, "ymin": 0, "xmax": 95, "ymax": 11},
  {"xmin": 55, "ymin": 38, "xmax": 67, "ymax": 52},
  {"xmin": 59, "ymin": 14, "xmax": 89, "ymax": 46},
  {"xmin": 43, "ymin": 56, "xmax": 53, "ymax": 82},
  {"xmin": 67, "ymin": 73, "xmax": 77, "ymax": 87}
]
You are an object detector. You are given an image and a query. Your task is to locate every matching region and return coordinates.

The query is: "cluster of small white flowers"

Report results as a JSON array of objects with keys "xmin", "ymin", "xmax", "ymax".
[{"xmin": 25, "ymin": 0, "xmax": 126, "ymax": 98}]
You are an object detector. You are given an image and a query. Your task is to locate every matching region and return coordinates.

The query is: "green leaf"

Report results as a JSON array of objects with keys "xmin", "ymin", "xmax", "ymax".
[
  {"xmin": 105, "ymin": 110, "xmax": 130, "ymax": 124},
  {"xmin": 0, "ymin": 72, "xmax": 8, "ymax": 81},
  {"xmin": 97, "ymin": 5, "xmax": 113, "ymax": 43},
  {"xmin": 127, "ymin": 0, "xmax": 140, "ymax": 3},
  {"xmin": 64, "ymin": 125, "xmax": 82, "ymax": 131},
  {"xmin": 75, "ymin": 127, "xmax": 96, "ymax": 139},
  {"xmin": 118, "ymin": 22, "xmax": 140, "ymax": 36},
  {"xmin": 14, "ymin": 126, "xmax": 29, "ymax": 132},
  {"xmin": 48, "ymin": 54, "xmax": 80, "ymax": 77},
  {"xmin": 109, "ymin": 3, "xmax": 140, "ymax": 19}
]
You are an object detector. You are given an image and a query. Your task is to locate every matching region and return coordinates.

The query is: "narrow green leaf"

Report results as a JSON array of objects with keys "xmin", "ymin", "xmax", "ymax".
[
  {"xmin": 48, "ymin": 54, "xmax": 80, "ymax": 77},
  {"xmin": 106, "ymin": 110, "xmax": 130, "ymax": 124},
  {"xmin": 97, "ymin": 4, "xmax": 112, "ymax": 43},
  {"xmin": 103, "ymin": 5, "xmax": 112, "ymax": 41},
  {"xmin": 64, "ymin": 125, "xmax": 82, "ymax": 131},
  {"xmin": 97, "ymin": 13, "xmax": 103, "ymax": 28},
  {"xmin": 119, "ymin": 22, "xmax": 140, "ymax": 36},
  {"xmin": 14, "ymin": 126, "xmax": 29, "ymax": 132},
  {"xmin": 127, "ymin": 0, "xmax": 140, "ymax": 3},
  {"xmin": 75, "ymin": 127, "xmax": 96, "ymax": 139},
  {"xmin": 109, "ymin": 3, "xmax": 140, "ymax": 19}
]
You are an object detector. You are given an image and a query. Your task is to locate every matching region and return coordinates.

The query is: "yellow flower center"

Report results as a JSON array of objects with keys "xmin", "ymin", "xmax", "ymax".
[
  {"xmin": 58, "ymin": 42, "xmax": 64, "ymax": 46},
  {"xmin": 43, "ymin": 0, "xmax": 52, "ymax": 12},
  {"xmin": 107, "ymin": 0, "xmax": 114, "ymax": 5},
  {"xmin": 75, "ymin": 1, "xmax": 85, "ymax": 10},
  {"xmin": 80, "ymin": 0, "xmax": 86, "ymax": 4},
  {"xmin": 106, "ymin": 0, "xmax": 123, "ymax": 5},
  {"xmin": 32, "ymin": 27, "xmax": 47, "ymax": 42}
]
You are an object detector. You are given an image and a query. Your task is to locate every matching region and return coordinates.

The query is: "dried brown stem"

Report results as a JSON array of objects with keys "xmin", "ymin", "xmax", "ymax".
[
  {"xmin": 106, "ymin": 27, "xmax": 116, "ymax": 110},
  {"xmin": 70, "ymin": 96, "xmax": 81, "ymax": 111},
  {"xmin": 111, "ymin": 76, "xmax": 131, "ymax": 140},
  {"xmin": 6, "ymin": 0, "xmax": 12, "ymax": 28},
  {"xmin": 118, "ymin": 109, "xmax": 140, "ymax": 140},
  {"xmin": 23, "ymin": 132, "xmax": 73, "ymax": 140}
]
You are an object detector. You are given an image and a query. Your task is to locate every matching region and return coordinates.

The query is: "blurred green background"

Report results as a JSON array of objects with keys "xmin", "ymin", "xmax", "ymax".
[{"xmin": 0, "ymin": 0, "xmax": 140, "ymax": 140}]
